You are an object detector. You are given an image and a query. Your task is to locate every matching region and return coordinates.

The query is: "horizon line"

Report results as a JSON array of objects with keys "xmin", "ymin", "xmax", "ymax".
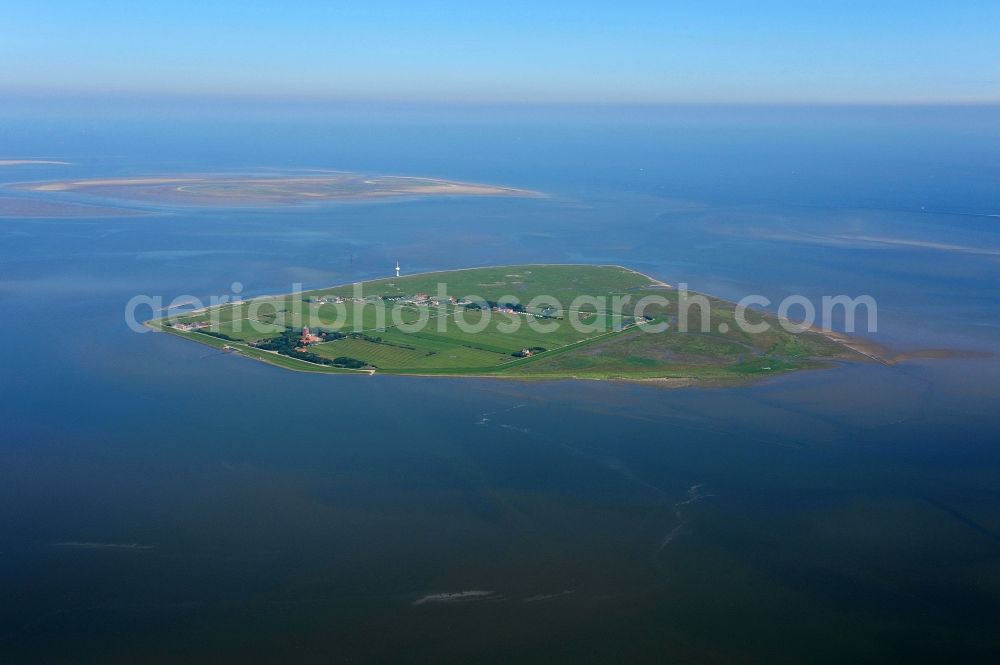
[{"xmin": 3, "ymin": 88, "xmax": 999, "ymax": 109}]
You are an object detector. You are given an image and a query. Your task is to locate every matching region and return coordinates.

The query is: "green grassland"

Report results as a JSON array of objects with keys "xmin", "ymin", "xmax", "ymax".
[{"xmin": 149, "ymin": 264, "xmax": 864, "ymax": 384}]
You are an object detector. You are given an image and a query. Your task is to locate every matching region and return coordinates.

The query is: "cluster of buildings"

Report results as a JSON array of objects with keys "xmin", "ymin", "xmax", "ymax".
[
  {"xmin": 382, "ymin": 293, "xmax": 458, "ymax": 308},
  {"xmin": 170, "ymin": 321, "xmax": 210, "ymax": 332},
  {"xmin": 427, "ymin": 294, "xmax": 459, "ymax": 307},
  {"xmin": 310, "ymin": 295, "xmax": 345, "ymax": 305},
  {"xmin": 307, "ymin": 289, "xmax": 545, "ymax": 317}
]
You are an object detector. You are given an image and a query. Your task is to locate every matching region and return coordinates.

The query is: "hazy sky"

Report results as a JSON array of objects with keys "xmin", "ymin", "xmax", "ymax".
[{"xmin": 3, "ymin": 1, "xmax": 997, "ymax": 103}]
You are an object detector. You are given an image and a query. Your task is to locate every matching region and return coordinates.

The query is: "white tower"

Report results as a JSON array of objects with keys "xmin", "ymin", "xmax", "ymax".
[{"xmin": 395, "ymin": 260, "xmax": 400, "ymax": 278}]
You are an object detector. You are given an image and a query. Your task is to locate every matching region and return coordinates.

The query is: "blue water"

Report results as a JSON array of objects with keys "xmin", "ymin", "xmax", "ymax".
[{"xmin": 2, "ymin": 102, "xmax": 999, "ymax": 663}]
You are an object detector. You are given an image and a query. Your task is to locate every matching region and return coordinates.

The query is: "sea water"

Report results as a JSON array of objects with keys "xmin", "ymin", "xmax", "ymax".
[{"xmin": 1, "ymin": 100, "xmax": 999, "ymax": 663}]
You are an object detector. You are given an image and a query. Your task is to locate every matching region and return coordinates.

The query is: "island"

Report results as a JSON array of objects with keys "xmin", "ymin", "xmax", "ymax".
[
  {"xmin": 10, "ymin": 172, "xmax": 537, "ymax": 208},
  {"xmin": 146, "ymin": 264, "xmax": 872, "ymax": 386}
]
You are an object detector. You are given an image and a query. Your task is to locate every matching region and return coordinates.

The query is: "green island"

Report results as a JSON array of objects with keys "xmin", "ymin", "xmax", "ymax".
[{"xmin": 147, "ymin": 264, "xmax": 868, "ymax": 385}]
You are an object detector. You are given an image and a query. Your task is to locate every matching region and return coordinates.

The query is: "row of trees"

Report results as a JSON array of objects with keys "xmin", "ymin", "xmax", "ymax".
[{"xmin": 252, "ymin": 330, "xmax": 366, "ymax": 369}]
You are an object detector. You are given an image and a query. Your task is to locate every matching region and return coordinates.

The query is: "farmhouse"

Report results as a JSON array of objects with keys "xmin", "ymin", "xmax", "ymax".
[{"xmin": 300, "ymin": 327, "xmax": 322, "ymax": 345}]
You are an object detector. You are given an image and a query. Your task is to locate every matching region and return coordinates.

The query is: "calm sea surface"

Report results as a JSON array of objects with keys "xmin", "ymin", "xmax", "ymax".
[{"xmin": 2, "ymin": 102, "xmax": 999, "ymax": 663}]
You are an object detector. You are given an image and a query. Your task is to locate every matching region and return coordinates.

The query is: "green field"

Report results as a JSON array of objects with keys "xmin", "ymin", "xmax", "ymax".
[{"xmin": 149, "ymin": 264, "xmax": 863, "ymax": 383}]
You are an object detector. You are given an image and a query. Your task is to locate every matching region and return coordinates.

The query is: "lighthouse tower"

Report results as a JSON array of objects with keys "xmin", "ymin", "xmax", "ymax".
[{"xmin": 395, "ymin": 260, "xmax": 401, "ymax": 278}]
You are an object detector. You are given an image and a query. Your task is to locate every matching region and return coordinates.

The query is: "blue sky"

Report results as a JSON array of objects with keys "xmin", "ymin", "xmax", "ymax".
[{"xmin": 2, "ymin": 1, "xmax": 997, "ymax": 103}]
